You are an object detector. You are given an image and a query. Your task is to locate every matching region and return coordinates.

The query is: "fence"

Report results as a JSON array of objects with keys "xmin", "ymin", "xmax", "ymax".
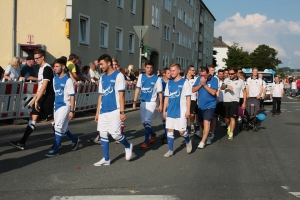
[{"xmin": 0, "ymin": 82, "xmax": 139, "ymax": 121}]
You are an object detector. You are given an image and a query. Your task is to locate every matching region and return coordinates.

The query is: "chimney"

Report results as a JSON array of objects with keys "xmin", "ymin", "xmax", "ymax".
[{"xmin": 218, "ymin": 36, "xmax": 222, "ymax": 41}]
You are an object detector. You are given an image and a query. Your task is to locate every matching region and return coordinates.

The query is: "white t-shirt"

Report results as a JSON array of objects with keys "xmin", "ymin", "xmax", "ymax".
[
  {"xmin": 246, "ymin": 77, "xmax": 263, "ymax": 97},
  {"xmin": 291, "ymin": 81, "xmax": 297, "ymax": 89},
  {"xmin": 218, "ymin": 78, "xmax": 225, "ymax": 102},
  {"xmin": 89, "ymin": 69, "xmax": 101, "ymax": 79},
  {"xmin": 186, "ymin": 75, "xmax": 198, "ymax": 101},
  {"xmin": 239, "ymin": 80, "xmax": 246, "ymax": 98},
  {"xmin": 271, "ymin": 83, "xmax": 283, "ymax": 97},
  {"xmin": 223, "ymin": 78, "xmax": 245, "ymax": 102}
]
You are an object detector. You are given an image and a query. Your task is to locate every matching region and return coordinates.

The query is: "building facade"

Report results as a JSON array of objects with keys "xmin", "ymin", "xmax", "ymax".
[
  {"xmin": 213, "ymin": 36, "xmax": 228, "ymax": 70},
  {"xmin": 0, "ymin": 0, "xmax": 215, "ymax": 73}
]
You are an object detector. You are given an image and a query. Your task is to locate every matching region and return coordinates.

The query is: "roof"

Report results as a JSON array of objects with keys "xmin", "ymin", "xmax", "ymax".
[{"xmin": 213, "ymin": 37, "xmax": 228, "ymax": 47}]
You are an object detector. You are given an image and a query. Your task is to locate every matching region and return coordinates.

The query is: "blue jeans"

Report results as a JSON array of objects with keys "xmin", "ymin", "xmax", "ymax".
[{"xmin": 286, "ymin": 88, "xmax": 290, "ymax": 96}]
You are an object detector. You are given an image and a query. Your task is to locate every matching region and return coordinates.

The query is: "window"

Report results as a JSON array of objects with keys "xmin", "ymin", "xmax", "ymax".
[
  {"xmin": 152, "ymin": 3, "xmax": 159, "ymax": 28},
  {"xmin": 129, "ymin": 32, "xmax": 135, "ymax": 53},
  {"xmin": 195, "ymin": 23, "xmax": 199, "ymax": 33},
  {"xmin": 165, "ymin": 0, "xmax": 171, "ymax": 13},
  {"xmin": 100, "ymin": 21, "xmax": 109, "ymax": 48},
  {"xmin": 196, "ymin": 2, "xmax": 200, "ymax": 13},
  {"xmin": 172, "ymin": 42, "xmax": 175, "ymax": 59},
  {"xmin": 117, "ymin": 0, "xmax": 124, "ymax": 9},
  {"xmin": 173, "ymin": 16, "xmax": 176, "ymax": 32},
  {"xmin": 116, "ymin": 27, "xmax": 123, "ymax": 51},
  {"xmin": 130, "ymin": 0, "xmax": 136, "ymax": 14},
  {"xmin": 164, "ymin": 24, "xmax": 170, "ymax": 41},
  {"xmin": 163, "ymin": 54, "xmax": 169, "ymax": 68},
  {"xmin": 174, "ymin": 0, "xmax": 177, "ymax": 7},
  {"xmin": 177, "ymin": 32, "xmax": 182, "ymax": 45},
  {"xmin": 189, "ymin": 0, "xmax": 194, "ymax": 6},
  {"xmin": 79, "ymin": 14, "xmax": 90, "ymax": 45},
  {"xmin": 178, "ymin": 7, "xmax": 182, "ymax": 21}
]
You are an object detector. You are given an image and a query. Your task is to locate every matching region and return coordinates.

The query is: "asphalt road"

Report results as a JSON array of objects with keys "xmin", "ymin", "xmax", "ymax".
[{"xmin": 1, "ymin": 97, "xmax": 300, "ymax": 200}]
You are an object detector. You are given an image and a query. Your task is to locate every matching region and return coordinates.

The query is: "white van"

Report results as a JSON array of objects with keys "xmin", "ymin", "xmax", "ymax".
[{"xmin": 243, "ymin": 69, "xmax": 275, "ymax": 103}]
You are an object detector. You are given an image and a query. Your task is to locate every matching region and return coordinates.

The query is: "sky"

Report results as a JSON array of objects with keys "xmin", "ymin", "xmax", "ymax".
[{"xmin": 203, "ymin": 0, "xmax": 300, "ymax": 69}]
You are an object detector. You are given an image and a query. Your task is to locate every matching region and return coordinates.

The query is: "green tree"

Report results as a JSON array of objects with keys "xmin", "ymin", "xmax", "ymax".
[
  {"xmin": 275, "ymin": 68, "xmax": 286, "ymax": 78},
  {"xmin": 222, "ymin": 42, "xmax": 251, "ymax": 68},
  {"xmin": 250, "ymin": 44, "xmax": 282, "ymax": 71}
]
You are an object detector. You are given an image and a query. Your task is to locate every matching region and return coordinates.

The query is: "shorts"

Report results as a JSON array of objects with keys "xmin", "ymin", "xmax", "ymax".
[
  {"xmin": 214, "ymin": 102, "xmax": 224, "ymax": 116},
  {"xmin": 198, "ymin": 108, "xmax": 215, "ymax": 123},
  {"xmin": 54, "ymin": 106, "xmax": 70, "ymax": 132},
  {"xmin": 260, "ymin": 99, "xmax": 264, "ymax": 107},
  {"xmin": 140, "ymin": 101, "xmax": 156, "ymax": 124},
  {"xmin": 97, "ymin": 109, "xmax": 121, "ymax": 134},
  {"xmin": 190, "ymin": 100, "xmax": 198, "ymax": 114},
  {"xmin": 223, "ymin": 102, "xmax": 239, "ymax": 119},
  {"xmin": 31, "ymin": 94, "xmax": 54, "ymax": 120},
  {"xmin": 166, "ymin": 117, "xmax": 187, "ymax": 131}
]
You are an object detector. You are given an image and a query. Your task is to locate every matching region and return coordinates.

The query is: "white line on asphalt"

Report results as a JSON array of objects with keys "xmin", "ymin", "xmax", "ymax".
[
  {"xmin": 51, "ymin": 196, "xmax": 179, "ymax": 200},
  {"xmin": 282, "ymin": 102, "xmax": 299, "ymax": 103},
  {"xmin": 281, "ymin": 186, "xmax": 290, "ymax": 190},
  {"xmin": 289, "ymin": 192, "xmax": 300, "ymax": 198}
]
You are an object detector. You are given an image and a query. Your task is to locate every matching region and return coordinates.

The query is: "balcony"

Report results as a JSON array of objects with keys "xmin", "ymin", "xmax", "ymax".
[
  {"xmin": 199, "ymin": 33, "xmax": 203, "ymax": 42},
  {"xmin": 198, "ymin": 52, "xmax": 202, "ymax": 60},
  {"xmin": 200, "ymin": 16, "xmax": 204, "ymax": 24}
]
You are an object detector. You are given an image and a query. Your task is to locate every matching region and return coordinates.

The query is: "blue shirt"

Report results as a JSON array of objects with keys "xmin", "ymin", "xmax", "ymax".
[
  {"xmin": 53, "ymin": 74, "xmax": 75, "ymax": 111},
  {"xmin": 193, "ymin": 76, "xmax": 218, "ymax": 110},
  {"xmin": 136, "ymin": 73, "xmax": 162, "ymax": 102},
  {"xmin": 99, "ymin": 70, "xmax": 125, "ymax": 114},
  {"xmin": 165, "ymin": 78, "xmax": 191, "ymax": 118},
  {"xmin": 21, "ymin": 64, "xmax": 36, "ymax": 81}
]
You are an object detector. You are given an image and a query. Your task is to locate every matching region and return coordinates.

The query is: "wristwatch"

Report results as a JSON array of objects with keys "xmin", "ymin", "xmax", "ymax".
[{"xmin": 120, "ymin": 111, "xmax": 125, "ymax": 114}]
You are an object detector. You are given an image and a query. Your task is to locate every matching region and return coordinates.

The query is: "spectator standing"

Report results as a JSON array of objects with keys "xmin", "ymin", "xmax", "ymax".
[
  {"xmin": 21, "ymin": 55, "xmax": 38, "ymax": 82},
  {"xmin": 291, "ymin": 78, "xmax": 297, "ymax": 97},
  {"xmin": 4, "ymin": 56, "xmax": 23, "ymax": 82},
  {"xmin": 270, "ymin": 76, "xmax": 284, "ymax": 116},
  {"xmin": 297, "ymin": 77, "xmax": 300, "ymax": 97},
  {"xmin": 89, "ymin": 62, "xmax": 101, "ymax": 82},
  {"xmin": 258, "ymin": 73, "xmax": 267, "ymax": 112},
  {"xmin": 285, "ymin": 78, "xmax": 291, "ymax": 96},
  {"xmin": 82, "ymin": 65, "xmax": 91, "ymax": 81}
]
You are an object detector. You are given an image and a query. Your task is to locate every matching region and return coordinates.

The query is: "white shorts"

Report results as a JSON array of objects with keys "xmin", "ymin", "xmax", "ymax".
[
  {"xmin": 140, "ymin": 101, "xmax": 156, "ymax": 124},
  {"xmin": 54, "ymin": 106, "xmax": 70, "ymax": 132},
  {"xmin": 97, "ymin": 109, "xmax": 121, "ymax": 134},
  {"xmin": 166, "ymin": 117, "xmax": 187, "ymax": 131}
]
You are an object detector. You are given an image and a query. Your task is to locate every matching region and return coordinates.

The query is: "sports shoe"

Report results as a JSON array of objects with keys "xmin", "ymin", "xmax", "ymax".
[
  {"xmin": 90, "ymin": 135, "xmax": 100, "ymax": 144},
  {"xmin": 164, "ymin": 150, "xmax": 173, "ymax": 157},
  {"xmin": 49, "ymin": 143, "xmax": 62, "ymax": 150},
  {"xmin": 228, "ymin": 133, "xmax": 233, "ymax": 140},
  {"xmin": 125, "ymin": 143, "xmax": 133, "ymax": 161},
  {"xmin": 227, "ymin": 127, "xmax": 231, "ymax": 135},
  {"xmin": 140, "ymin": 142, "xmax": 148, "ymax": 149},
  {"xmin": 149, "ymin": 135, "xmax": 156, "ymax": 144},
  {"xmin": 9, "ymin": 140, "xmax": 25, "ymax": 150},
  {"xmin": 190, "ymin": 125, "xmax": 195, "ymax": 134},
  {"xmin": 206, "ymin": 136, "xmax": 212, "ymax": 145},
  {"xmin": 45, "ymin": 150, "xmax": 59, "ymax": 157},
  {"xmin": 94, "ymin": 158, "xmax": 111, "ymax": 166},
  {"xmin": 71, "ymin": 137, "xmax": 79, "ymax": 150},
  {"xmin": 220, "ymin": 122, "xmax": 227, "ymax": 127},
  {"xmin": 186, "ymin": 140, "xmax": 192, "ymax": 153},
  {"xmin": 194, "ymin": 130, "xmax": 203, "ymax": 138},
  {"xmin": 197, "ymin": 141, "xmax": 205, "ymax": 149}
]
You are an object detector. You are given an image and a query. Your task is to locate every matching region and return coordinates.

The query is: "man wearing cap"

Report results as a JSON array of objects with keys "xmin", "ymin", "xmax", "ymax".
[{"xmin": 21, "ymin": 56, "xmax": 38, "ymax": 82}]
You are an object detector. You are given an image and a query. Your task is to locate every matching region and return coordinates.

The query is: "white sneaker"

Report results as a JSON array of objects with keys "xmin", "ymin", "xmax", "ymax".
[
  {"xmin": 94, "ymin": 158, "xmax": 111, "ymax": 166},
  {"xmin": 125, "ymin": 143, "xmax": 133, "ymax": 161},
  {"xmin": 186, "ymin": 140, "xmax": 192, "ymax": 153},
  {"xmin": 164, "ymin": 150, "xmax": 173, "ymax": 157},
  {"xmin": 194, "ymin": 130, "xmax": 203, "ymax": 138},
  {"xmin": 197, "ymin": 141, "xmax": 205, "ymax": 149},
  {"xmin": 206, "ymin": 137, "xmax": 212, "ymax": 145}
]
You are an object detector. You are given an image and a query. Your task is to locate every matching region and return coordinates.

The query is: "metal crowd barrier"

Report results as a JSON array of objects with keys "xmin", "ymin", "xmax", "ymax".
[{"xmin": 0, "ymin": 82, "xmax": 139, "ymax": 121}]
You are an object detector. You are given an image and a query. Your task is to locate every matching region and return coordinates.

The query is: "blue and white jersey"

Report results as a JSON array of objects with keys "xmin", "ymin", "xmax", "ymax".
[
  {"xmin": 136, "ymin": 73, "xmax": 162, "ymax": 102},
  {"xmin": 53, "ymin": 74, "xmax": 75, "ymax": 111},
  {"xmin": 165, "ymin": 78, "xmax": 191, "ymax": 118},
  {"xmin": 99, "ymin": 70, "xmax": 125, "ymax": 114}
]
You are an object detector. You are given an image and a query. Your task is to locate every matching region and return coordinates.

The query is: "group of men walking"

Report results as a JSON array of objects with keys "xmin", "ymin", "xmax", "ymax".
[{"xmin": 9, "ymin": 51, "xmax": 280, "ymax": 165}]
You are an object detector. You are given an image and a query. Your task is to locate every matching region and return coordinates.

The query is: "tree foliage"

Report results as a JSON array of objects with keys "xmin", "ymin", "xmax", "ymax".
[
  {"xmin": 222, "ymin": 43, "xmax": 282, "ymax": 71},
  {"xmin": 250, "ymin": 44, "xmax": 282, "ymax": 70}
]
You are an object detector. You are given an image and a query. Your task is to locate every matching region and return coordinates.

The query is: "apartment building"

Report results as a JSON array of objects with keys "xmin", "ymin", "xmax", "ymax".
[
  {"xmin": 0, "ymin": 0, "xmax": 215, "ymax": 73},
  {"xmin": 213, "ymin": 36, "xmax": 228, "ymax": 70}
]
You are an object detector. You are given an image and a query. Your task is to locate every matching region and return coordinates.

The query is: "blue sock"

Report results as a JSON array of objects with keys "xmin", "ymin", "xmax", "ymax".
[
  {"xmin": 101, "ymin": 137, "xmax": 110, "ymax": 161},
  {"xmin": 53, "ymin": 131, "xmax": 62, "ymax": 152},
  {"xmin": 167, "ymin": 132, "xmax": 174, "ymax": 151},
  {"xmin": 144, "ymin": 123, "xmax": 151, "ymax": 143},
  {"xmin": 118, "ymin": 135, "xmax": 130, "ymax": 148},
  {"xmin": 65, "ymin": 129, "xmax": 77, "ymax": 143},
  {"xmin": 182, "ymin": 131, "xmax": 190, "ymax": 144}
]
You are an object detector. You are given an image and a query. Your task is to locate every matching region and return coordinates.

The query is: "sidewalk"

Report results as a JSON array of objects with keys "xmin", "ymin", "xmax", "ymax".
[{"xmin": 0, "ymin": 107, "xmax": 137, "ymax": 136}]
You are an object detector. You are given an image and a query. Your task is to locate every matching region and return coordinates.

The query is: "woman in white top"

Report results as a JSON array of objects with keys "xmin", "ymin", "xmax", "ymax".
[
  {"xmin": 3, "ymin": 57, "xmax": 24, "ymax": 82},
  {"xmin": 291, "ymin": 78, "xmax": 297, "ymax": 97}
]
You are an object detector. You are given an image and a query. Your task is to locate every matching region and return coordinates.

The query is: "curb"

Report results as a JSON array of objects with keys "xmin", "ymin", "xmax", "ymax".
[{"xmin": 0, "ymin": 108, "xmax": 138, "ymax": 136}]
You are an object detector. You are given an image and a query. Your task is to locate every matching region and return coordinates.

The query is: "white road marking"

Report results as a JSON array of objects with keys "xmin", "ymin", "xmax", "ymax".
[
  {"xmin": 51, "ymin": 196, "xmax": 179, "ymax": 200},
  {"xmin": 281, "ymin": 186, "xmax": 290, "ymax": 190},
  {"xmin": 289, "ymin": 192, "xmax": 300, "ymax": 198},
  {"xmin": 282, "ymin": 102, "xmax": 299, "ymax": 103}
]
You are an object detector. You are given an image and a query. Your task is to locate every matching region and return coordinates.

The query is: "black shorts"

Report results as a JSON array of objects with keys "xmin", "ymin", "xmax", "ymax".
[
  {"xmin": 223, "ymin": 102, "xmax": 239, "ymax": 119},
  {"xmin": 214, "ymin": 102, "xmax": 224, "ymax": 116},
  {"xmin": 260, "ymin": 99, "xmax": 264, "ymax": 107},
  {"xmin": 31, "ymin": 94, "xmax": 54, "ymax": 120},
  {"xmin": 190, "ymin": 100, "xmax": 198, "ymax": 114}
]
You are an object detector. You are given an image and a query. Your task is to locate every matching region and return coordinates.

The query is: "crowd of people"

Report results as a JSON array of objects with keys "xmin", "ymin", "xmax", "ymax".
[{"xmin": 4, "ymin": 49, "xmax": 297, "ymax": 165}]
